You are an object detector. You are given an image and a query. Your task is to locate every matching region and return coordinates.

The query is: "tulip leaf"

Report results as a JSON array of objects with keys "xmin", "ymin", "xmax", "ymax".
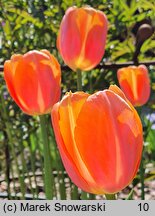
[
  {"xmin": 30, "ymin": 133, "xmax": 37, "ymax": 153},
  {"xmin": 141, "ymin": 39, "xmax": 155, "ymax": 53},
  {"xmin": 7, "ymin": 8, "xmax": 43, "ymax": 28},
  {"xmin": 2, "ymin": 20, "xmax": 11, "ymax": 39}
]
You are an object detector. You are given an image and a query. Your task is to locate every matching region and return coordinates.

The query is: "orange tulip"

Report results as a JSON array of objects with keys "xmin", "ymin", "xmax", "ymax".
[
  {"xmin": 117, "ymin": 65, "xmax": 150, "ymax": 106},
  {"xmin": 51, "ymin": 85, "xmax": 143, "ymax": 194},
  {"xmin": 57, "ymin": 6, "xmax": 108, "ymax": 71},
  {"xmin": 4, "ymin": 50, "xmax": 61, "ymax": 115}
]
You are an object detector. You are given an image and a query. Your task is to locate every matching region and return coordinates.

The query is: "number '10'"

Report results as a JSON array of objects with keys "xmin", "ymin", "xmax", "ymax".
[{"xmin": 138, "ymin": 203, "xmax": 149, "ymax": 211}]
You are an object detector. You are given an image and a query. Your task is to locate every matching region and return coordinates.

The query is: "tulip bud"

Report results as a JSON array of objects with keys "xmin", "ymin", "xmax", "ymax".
[
  {"xmin": 51, "ymin": 85, "xmax": 143, "ymax": 194},
  {"xmin": 57, "ymin": 6, "xmax": 108, "ymax": 71},
  {"xmin": 4, "ymin": 50, "xmax": 61, "ymax": 115},
  {"xmin": 117, "ymin": 65, "xmax": 150, "ymax": 107}
]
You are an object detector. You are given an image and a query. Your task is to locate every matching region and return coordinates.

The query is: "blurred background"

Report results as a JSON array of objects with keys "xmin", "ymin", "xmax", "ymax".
[{"xmin": 0, "ymin": 0, "xmax": 155, "ymax": 200}]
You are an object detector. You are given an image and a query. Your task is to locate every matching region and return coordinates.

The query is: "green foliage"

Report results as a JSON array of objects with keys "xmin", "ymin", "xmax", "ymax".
[{"xmin": 0, "ymin": 0, "xmax": 154, "ymax": 61}]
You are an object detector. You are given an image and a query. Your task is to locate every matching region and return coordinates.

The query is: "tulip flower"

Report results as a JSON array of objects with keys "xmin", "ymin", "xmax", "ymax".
[
  {"xmin": 4, "ymin": 50, "xmax": 61, "ymax": 115},
  {"xmin": 51, "ymin": 85, "xmax": 143, "ymax": 194},
  {"xmin": 57, "ymin": 6, "xmax": 108, "ymax": 71},
  {"xmin": 117, "ymin": 65, "xmax": 150, "ymax": 107}
]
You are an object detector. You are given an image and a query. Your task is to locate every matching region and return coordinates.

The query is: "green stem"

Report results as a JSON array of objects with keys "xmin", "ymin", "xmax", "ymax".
[
  {"xmin": 140, "ymin": 154, "xmax": 145, "ymax": 200},
  {"xmin": 29, "ymin": 135, "xmax": 39, "ymax": 199},
  {"xmin": 0, "ymin": 92, "xmax": 25, "ymax": 199},
  {"xmin": 20, "ymin": 141, "xmax": 35, "ymax": 199},
  {"xmin": 136, "ymin": 107, "xmax": 145, "ymax": 200},
  {"xmin": 4, "ymin": 137, "xmax": 11, "ymax": 199},
  {"xmin": 77, "ymin": 69, "xmax": 82, "ymax": 91},
  {"xmin": 105, "ymin": 194, "xmax": 116, "ymax": 200},
  {"xmin": 51, "ymin": 135, "xmax": 66, "ymax": 199},
  {"xmin": 81, "ymin": 191, "xmax": 88, "ymax": 200},
  {"xmin": 10, "ymin": 165, "xmax": 17, "ymax": 199},
  {"xmin": 126, "ymin": 188, "xmax": 134, "ymax": 200},
  {"xmin": 71, "ymin": 185, "xmax": 79, "ymax": 199},
  {"xmin": 39, "ymin": 115, "xmax": 53, "ymax": 199},
  {"xmin": 89, "ymin": 193, "xmax": 96, "ymax": 200}
]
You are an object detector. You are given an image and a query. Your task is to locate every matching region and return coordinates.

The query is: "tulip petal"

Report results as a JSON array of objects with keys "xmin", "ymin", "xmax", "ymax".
[
  {"xmin": 109, "ymin": 84, "xmax": 128, "ymax": 101},
  {"xmin": 40, "ymin": 49, "xmax": 61, "ymax": 106},
  {"xmin": 52, "ymin": 86, "xmax": 143, "ymax": 194},
  {"xmin": 84, "ymin": 11, "xmax": 108, "ymax": 70},
  {"xmin": 57, "ymin": 6, "xmax": 108, "ymax": 71},
  {"xmin": 52, "ymin": 92, "xmax": 105, "ymax": 193},
  {"xmin": 117, "ymin": 67, "xmax": 139, "ymax": 104},
  {"xmin": 136, "ymin": 65, "xmax": 150, "ymax": 105},
  {"xmin": 117, "ymin": 65, "xmax": 150, "ymax": 106},
  {"xmin": 4, "ymin": 54, "xmax": 26, "ymax": 111},
  {"xmin": 74, "ymin": 89, "xmax": 143, "ymax": 193},
  {"xmin": 74, "ymin": 7, "xmax": 95, "ymax": 70},
  {"xmin": 13, "ymin": 50, "xmax": 60, "ymax": 115},
  {"xmin": 57, "ymin": 7, "xmax": 82, "ymax": 71}
]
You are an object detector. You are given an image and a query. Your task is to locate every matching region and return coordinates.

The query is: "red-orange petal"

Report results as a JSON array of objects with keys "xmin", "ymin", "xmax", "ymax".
[
  {"xmin": 74, "ymin": 88, "xmax": 143, "ymax": 193},
  {"xmin": 52, "ymin": 86, "xmax": 143, "ymax": 194},
  {"xmin": 117, "ymin": 65, "xmax": 150, "ymax": 106},
  {"xmin": 57, "ymin": 7, "xmax": 82, "ymax": 71},
  {"xmin": 52, "ymin": 92, "xmax": 97, "ymax": 192},
  {"xmin": 4, "ymin": 50, "xmax": 61, "ymax": 115},
  {"xmin": 57, "ymin": 6, "xmax": 108, "ymax": 71},
  {"xmin": 4, "ymin": 54, "xmax": 26, "ymax": 111},
  {"xmin": 84, "ymin": 10, "xmax": 108, "ymax": 70}
]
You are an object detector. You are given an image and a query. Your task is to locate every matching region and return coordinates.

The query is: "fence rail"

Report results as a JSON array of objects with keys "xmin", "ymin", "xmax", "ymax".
[{"xmin": 0, "ymin": 60, "xmax": 155, "ymax": 73}]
